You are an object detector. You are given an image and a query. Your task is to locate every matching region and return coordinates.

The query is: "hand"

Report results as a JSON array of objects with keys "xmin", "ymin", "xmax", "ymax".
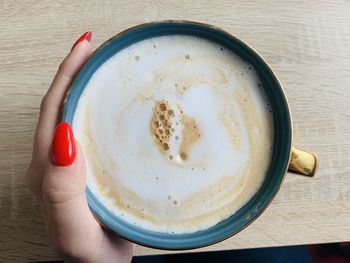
[{"xmin": 26, "ymin": 32, "xmax": 133, "ymax": 263}]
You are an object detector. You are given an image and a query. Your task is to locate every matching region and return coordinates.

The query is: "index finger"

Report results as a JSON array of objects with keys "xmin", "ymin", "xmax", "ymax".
[{"xmin": 34, "ymin": 34, "xmax": 93, "ymax": 162}]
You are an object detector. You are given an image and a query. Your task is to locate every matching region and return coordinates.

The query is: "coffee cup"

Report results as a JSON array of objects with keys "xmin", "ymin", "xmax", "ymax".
[{"xmin": 63, "ymin": 21, "xmax": 317, "ymax": 250}]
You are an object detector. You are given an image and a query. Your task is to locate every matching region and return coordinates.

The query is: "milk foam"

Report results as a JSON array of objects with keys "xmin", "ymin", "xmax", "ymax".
[{"xmin": 73, "ymin": 35, "xmax": 274, "ymax": 234}]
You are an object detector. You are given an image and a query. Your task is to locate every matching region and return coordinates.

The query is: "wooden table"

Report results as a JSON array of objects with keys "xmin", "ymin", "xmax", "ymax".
[{"xmin": 1, "ymin": 0, "xmax": 350, "ymax": 261}]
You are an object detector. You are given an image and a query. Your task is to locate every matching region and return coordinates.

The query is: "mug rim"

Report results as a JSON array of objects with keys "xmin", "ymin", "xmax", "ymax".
[{"xmin": 63, "ymin": 20, "xmax": 292, "ymax": 250}]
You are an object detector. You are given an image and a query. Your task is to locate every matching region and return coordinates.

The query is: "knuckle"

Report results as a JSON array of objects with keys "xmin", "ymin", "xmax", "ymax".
[
  {"xmin": 25, "ymin": 163, "xmax": 41, "ymax": 197},
  {"xmin": 58, "ymin": 57, "xmax": 67, "ymax": 71},
  {"xmin": 42, "ymin": 169, "xmax": 82, "ymax": 205},
  {"xmin": 39, "ymin": 95, "xmax": 49, "ymax": 112},
  {"xmin": 42, "ymin": 178, "xmax": 64, "ymax": 204},
  {"xmin": 58, "ymin": 61, "xmax": 64, "ymax": 70}
]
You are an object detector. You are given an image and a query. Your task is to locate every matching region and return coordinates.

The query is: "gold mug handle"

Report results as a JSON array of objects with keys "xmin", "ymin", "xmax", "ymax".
[{"xmin": 288, "ymin": 146, "xmax": 318, "ymax": 177}]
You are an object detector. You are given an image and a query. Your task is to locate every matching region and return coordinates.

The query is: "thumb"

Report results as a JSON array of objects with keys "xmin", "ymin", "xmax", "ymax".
[
  {"xmin": 44, "ymin": 137, "xmax": 87, "ymax": 204},
  {"xmin": 43, "ymin": 135, "xmax": 101, "ymax": 255}
]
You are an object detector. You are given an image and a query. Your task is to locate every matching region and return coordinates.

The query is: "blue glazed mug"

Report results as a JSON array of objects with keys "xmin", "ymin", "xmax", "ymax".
[{"xmin": 63, "ymin": 21, "xmax": 318, "ymax": 250}]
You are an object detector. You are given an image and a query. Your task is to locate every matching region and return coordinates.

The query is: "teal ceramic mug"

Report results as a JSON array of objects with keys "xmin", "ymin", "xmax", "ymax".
[{"xmin": 63, "ymin": 21, "xmax": 317, "ymax": 250}]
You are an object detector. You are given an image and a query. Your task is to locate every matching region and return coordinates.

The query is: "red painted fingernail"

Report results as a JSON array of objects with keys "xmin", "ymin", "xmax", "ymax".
[
  {"xmin": 71, "ymin": 31, "xmax": 92, "ymax": 50},
  {"xmin": 51, "ymin": 122, "xmax": 75, "ymax": 166}
]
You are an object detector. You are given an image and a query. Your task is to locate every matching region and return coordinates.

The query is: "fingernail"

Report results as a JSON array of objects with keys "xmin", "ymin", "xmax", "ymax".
[
  {"xmin": 51, "ymin": 122, "xmax": 75, "ymax": 166},
  {"xmin": 71, "ymin": 31, "xmax": 92, "ymax": 50}
]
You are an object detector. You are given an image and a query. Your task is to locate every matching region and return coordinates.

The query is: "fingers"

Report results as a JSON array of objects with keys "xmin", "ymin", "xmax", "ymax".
[
  {"xmin": 34, "ymin": 34, "xmax": 93, "ymax": 163},
  {"xmin": 43, "ymin": 140, "xmax": 86, "ymax": 205},
  {"xmin": 42, "ymin": 38, "xmax": 93, "ymax": 121},
  {"xmin": 44, "ymin": 142, "xmax": 133, "ymax": 262},
  {"xmin": 43, "ymin": 141, "xmax": 103, "ymax": 258}
]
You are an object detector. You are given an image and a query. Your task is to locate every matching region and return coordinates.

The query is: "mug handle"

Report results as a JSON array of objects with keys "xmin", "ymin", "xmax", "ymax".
[{"xmin": 288, "ymin": 147, "xmax": 318, "ymax": 177}]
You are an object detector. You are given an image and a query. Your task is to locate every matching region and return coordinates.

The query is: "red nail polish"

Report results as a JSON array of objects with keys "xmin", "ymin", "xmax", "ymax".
[
  {"xmin": 71, "ymin": 31, "xmax": 92, "ymax": 50},
  {"xmin": 51, "ymin": 122, "xmax": 75, "ymax": 166}
]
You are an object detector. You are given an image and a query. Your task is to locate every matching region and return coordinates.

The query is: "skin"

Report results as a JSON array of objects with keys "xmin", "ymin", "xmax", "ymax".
[{"xmin": 26, "ymin": 39, "xmax": 133, "ymax": 263}]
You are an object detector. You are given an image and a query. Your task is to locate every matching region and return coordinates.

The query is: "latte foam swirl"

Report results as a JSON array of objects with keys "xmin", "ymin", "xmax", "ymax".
[{"xmin": 73, "ymin": 35, "xmax": 274, "ymax": 233}]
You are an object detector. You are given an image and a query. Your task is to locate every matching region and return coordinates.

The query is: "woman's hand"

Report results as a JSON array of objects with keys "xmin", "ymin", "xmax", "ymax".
[{"xmin": 26, "ymin": 32, "xmax": 133, "ymax": 263}]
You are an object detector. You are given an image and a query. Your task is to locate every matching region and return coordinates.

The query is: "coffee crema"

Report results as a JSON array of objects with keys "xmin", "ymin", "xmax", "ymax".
[{"xmin": 73, "ymin": 35, "xmax": 274, "ymax": 234}]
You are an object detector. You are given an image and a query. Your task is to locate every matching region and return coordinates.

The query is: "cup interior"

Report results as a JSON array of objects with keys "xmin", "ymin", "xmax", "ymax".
[{"xmin": 63, "ymin": 21, "xmax": 292, "ymax": 250}]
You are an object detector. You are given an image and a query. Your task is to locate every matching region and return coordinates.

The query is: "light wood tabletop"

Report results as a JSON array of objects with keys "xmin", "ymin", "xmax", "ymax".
[{"xmin": 1, "ymin": 0, "xmax": 350, "ymax": 262}]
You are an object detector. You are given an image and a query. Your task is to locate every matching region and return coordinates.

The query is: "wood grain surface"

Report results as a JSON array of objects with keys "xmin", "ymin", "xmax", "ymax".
[{"xmin": 1, "ymin": 0, "xmax": 350, "ymax": 261}]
